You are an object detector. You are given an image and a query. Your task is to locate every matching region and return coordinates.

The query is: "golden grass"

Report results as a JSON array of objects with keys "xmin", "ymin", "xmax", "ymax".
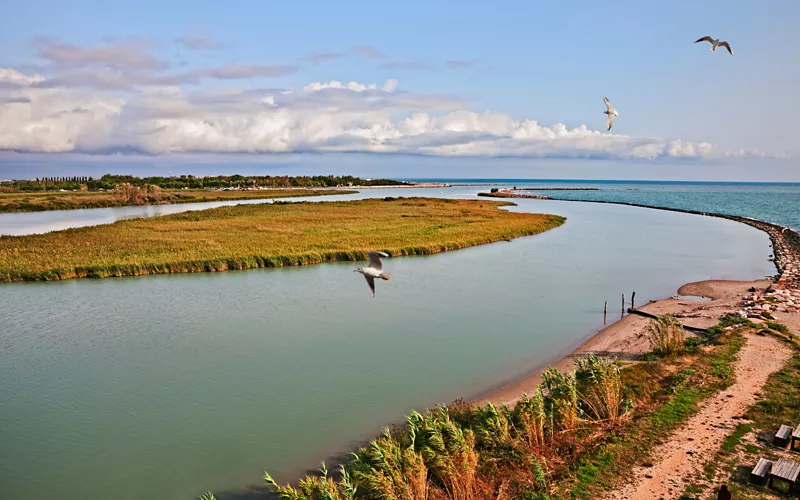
[
  {"xmin": 0, "ymin": 198, "xmax": 565, "ymax": 282},
  {"xmin": 0, "ymin": 188, "xmax": 355, "ymax": 212}
]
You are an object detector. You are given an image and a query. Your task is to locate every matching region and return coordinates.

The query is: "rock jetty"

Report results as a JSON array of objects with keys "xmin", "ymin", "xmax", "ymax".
[{"xmin": 538, "ymin": 197, "xmax": 800, "ymax": 316}]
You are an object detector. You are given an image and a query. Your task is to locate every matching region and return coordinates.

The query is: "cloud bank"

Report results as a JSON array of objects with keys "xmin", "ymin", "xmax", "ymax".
[{"xmin": 0, "ymin": 67, "xmax": 775, "ymax": 159}]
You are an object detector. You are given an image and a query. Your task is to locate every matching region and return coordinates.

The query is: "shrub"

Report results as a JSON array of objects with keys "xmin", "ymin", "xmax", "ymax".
[
  {"xmin": 646, "ymin": 315, "xmax": 685, "ymax": 356},
  {"xmin": 575, "ymin": 354, "xmax": 633, "ymax": 423},
  {"xmin": 542, "ymin": 368, "xmax": 579, "ymax": 432}
]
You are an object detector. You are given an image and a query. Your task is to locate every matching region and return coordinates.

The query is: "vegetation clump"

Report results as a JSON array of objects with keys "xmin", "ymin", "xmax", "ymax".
[
  {"xmin": 0, "ymin": 187, "xmax": 355, "ymax": 212},
  {"xmin": 0, "ymin": 198, "xmax": 565, "ymax": 282},
  {"xmin": 213, "ymin": 320, "xmax": 750, "ymax": 500},
  {"xmin": 261, "ymin": 356, "xmax": 632, "ymax": 500},
  {"xmin": 1, "ymin": 173, "xmax": 408, "ymax": 192},
  {"xmin": 646, "ymin": 315, "xmax": 686, "ymax": 356}
]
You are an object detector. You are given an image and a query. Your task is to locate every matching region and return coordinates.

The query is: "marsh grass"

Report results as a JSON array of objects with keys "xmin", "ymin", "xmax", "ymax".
[
  {"xmin": 0, "ymin": 198, "xmax": 565, "ymax": 282},
  {"xmin": 261, "ymin": 356, "xmax": 631, "ymax": 500},
  {"xmin": 0, "ymin": 188, "xmax": 354, "ymax": 212}
]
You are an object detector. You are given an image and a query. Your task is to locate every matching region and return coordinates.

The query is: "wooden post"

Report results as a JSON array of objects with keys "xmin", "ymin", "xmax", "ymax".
[
  {"xmin": 621, "ymin": 293, "xmax": 625, "ymax": 318},
  {"xmin": 604, "ymin": 301, "xmax": 608, "ymax": 324},
  {"xmin": 631, "ymin": 291, "xmax": 636, "ymax": 310}
]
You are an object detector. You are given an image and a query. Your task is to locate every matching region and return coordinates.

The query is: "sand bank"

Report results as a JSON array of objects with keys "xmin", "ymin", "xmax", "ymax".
[
  {"xmin": 481, "ymin": 197, "xmax": 800, "ymax": 406},
  {"xmin": 482, "ymin": 279, "xmax": 773, "ymax": 406}
]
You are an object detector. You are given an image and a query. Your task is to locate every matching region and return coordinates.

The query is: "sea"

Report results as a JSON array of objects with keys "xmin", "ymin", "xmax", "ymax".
[{"xmin": 408, "ymin": 179, "xmax": 800, "ymax": 231}]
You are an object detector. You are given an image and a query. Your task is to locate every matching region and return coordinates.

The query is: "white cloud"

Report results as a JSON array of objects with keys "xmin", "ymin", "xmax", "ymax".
[
  {"xmin": 306, "ymin": 52, "xmax": 342, "ymax": 64},
  {"xmin": 33, "ymin": 63, "xmax": 298, "ymax": 90},
  {"xmin": 0, "ymin": 69, "xmax": 780, "ymax": 160},
  {"xmin": 21, "ymin": 37, "xmax": 295, "ymax": 90},
  {"xmin": 0, "ymin": 68, "xmax": 45, "ymax": 86},
  {"xmin": 175, "ymin": 32, "xmax": 224, "ymax": 51},
  {"xmin": 382, "ymin": 61, "xmax": 432, "ymax": 71},
  {"xmin": 352, "ymin": 45, "xmax": 386, "ymax": 59},
  {"xmin": 446, "ymin": 60, "xmax": 475, "ymax": 69},
  {"xmin": 32, "ymin": 36, "xmax": 165, "ymax": 71},
  {"xmin": 303, "ymin": 80, "xmax": 378, "ymax": 92}
]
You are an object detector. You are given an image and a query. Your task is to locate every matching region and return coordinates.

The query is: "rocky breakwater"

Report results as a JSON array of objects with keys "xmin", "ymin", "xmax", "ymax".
[
  {"xmin": 477, "ymin": 189, "xmax": 550, "ymax": 200},
  {"xmin": 739, "ymin": 221, "xmax": 800, "ymax": 316}
]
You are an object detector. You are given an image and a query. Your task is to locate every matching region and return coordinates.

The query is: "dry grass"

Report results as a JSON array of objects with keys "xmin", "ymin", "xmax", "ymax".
[
  {"xmin": 0, "ymin": 188, "xmax": 354, "ymax": 212},
  {"xmin": 0, "ymin": 197, "xmax": 565, "ymax": 282}
]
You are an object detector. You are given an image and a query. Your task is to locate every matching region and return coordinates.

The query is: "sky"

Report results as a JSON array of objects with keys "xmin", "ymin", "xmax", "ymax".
[{"xmin": 0, "ymin": 0, "xmax": 798, "ymax": 180}]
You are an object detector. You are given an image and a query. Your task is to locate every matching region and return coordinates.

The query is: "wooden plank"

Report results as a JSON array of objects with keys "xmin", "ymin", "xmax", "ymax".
[
  {"xmin": 790, "ymin": 461, "xmax": 800, "ymax": 481},
  {"xmin": 752, "ymin": 458, "xmax": 772, "ymax": 478},
  {"xmin": 772, "ymin": 459, "xmax": 800, "ymax": 482},
  {"xmin": 776, "ymin": 425, "xmax": 792, "ymax": 440},
  {"xmin": 625, "ymin": 309, "xmax": 708, "ymax": 333},
  {"xmin": 793, "ymin": 424, "xmax": 800, "ymax": 439}
]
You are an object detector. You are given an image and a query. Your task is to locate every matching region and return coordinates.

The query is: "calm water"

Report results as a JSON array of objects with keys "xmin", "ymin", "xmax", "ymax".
[
  {"xmin": 3, "ymin": 181, "xmax": 799, "ymax": 236},
  {"xmin": 0, "ymin": 187, "xmax": 778, "ymax": 500},
  {"xmin": 417, "ymin": 179, "xmax": 800, "ymax": 231}
]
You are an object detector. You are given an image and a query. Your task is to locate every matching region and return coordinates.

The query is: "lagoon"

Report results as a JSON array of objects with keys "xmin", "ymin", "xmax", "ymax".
[{"xmin": 0, "ymin": 194, "xmax": 776, "ymax": 500}]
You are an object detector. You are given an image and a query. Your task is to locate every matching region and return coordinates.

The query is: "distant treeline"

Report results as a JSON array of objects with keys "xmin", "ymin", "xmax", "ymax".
[{"xmin": 1, "ymin": 174, "xmax": 409, "ymax": 192}]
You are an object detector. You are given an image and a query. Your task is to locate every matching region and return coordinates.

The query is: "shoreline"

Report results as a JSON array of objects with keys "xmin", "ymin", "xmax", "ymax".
[
  {"xmin": 542, "ymin": 198, "xmax": 800, "ymax": 288},
  {"xmin": 479, "ymin": 279, "xmax": 773, "ymax": 406},
  {"xmin": 478, "ymin": 198, "xmax": 800, "ymax": 406}
]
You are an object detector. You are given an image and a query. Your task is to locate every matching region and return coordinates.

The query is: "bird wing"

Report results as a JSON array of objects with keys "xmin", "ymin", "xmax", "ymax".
[
  {"xmin": 718, "ymin": 41, "xmax": 733, "ymax": 55},
  {"xmin": 607, "ymin": 113, "xmax": 614, "ymax": 131},
  {"xmin": 603, "ymin": 97, "xmax": 613, "ymax": 111},
  {"xmin": 367, "ymin": 251, "xmax": 388, "ymax": 271},
  {"xmin": 694, "ymin": 36, "xmax": 714, "ymax": 44},
  {"xmin": 363, "ymin": 275, "xmax": 376, "ymax": 296}
]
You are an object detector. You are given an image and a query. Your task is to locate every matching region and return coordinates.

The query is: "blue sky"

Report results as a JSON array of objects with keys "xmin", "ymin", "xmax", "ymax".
[{"xmin": 0, "ymin": 0, "xmax": 798, "ymax": 179}]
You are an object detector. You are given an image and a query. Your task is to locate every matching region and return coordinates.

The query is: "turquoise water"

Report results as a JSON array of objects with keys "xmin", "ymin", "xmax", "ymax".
[
  {"xmin": 413, "ymin": 179, "xmax": 800, "ymax": 230},
  {"xmin": 0, "ymin": 188, "xmax": 779, "ymax": 500}
]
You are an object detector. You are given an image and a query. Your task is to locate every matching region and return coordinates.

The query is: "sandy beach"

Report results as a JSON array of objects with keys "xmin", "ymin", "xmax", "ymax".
[
  {"xmin": 475, "ymin": 202, "xmax": 800, "ymax": 498},
  {"xmin": 482, "ymin": 279, "xmax": 773, "ymax": 406},
  {"xmin": 483, "ymin": 198, "xmax": 800, "ymax": 407}
]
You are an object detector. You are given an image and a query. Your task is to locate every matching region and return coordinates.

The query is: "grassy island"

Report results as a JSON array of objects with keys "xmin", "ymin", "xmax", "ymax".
[
  {"xmin": 0, "ymin": 188, "xmax": 355, "ymax": 213},
  {"xmin": 0, "ymin": 197, "xmax": 565, "ymax": 282}
]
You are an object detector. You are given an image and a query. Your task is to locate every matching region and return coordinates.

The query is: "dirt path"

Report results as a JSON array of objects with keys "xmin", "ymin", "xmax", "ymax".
[{"xmin": 608, "ymin": 332, "xmax": 793, "ymax": 500}]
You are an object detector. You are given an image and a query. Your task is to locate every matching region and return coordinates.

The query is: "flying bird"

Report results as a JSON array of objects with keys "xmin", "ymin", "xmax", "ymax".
[
  {"xmin": 603, "ymin": 97, "xmax": 619, "ymax": 131},
  {"xmin": 354, "ymin": 251, "xmax": 392, "ymax": 297},
  {"xmin": 694, "ymin": 36, "xmax": 733, "ymax": 55}
]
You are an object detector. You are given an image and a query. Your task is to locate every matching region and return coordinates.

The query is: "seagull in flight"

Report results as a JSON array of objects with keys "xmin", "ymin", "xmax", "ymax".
[
  {"xmin": 354, "ymin": 251, "xmax": 392, "ymax": 297},
  {"xmin": 694, "ymin": 36, "xmax": 733, "ymax": 55},
  {"xmin": 603, "ymin": 97, "xmax": 619, "ymax": 131}
]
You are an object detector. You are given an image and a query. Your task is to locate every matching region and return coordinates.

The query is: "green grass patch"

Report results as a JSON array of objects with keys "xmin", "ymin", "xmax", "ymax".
[
  {"xmin": 765, "ymin": 321, "xmax": 792, "ymax": 335},
  {"xmin": 558, "ymin": 330, "xmax": 745, "ymax": 499},
  {"xmin": 680, "ymin": 332, "xmax": 799, "ymax": 499}
]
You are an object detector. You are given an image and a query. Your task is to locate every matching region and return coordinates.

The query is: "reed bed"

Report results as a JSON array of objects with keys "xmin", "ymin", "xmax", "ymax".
[
  {"xmin": 0, "ymin": 197, "xmax": 565, "ymax": 282},
  {"xmin": 0, "ymin": 188, "xmax": 354, "ymax": 212},
  {"xmin": 264, "ymin": 355, "xmax": 632, "ymax": 500},
  {"xmin": 259, "ymin": 324, "xmax": 752, "ymax": 500}
]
